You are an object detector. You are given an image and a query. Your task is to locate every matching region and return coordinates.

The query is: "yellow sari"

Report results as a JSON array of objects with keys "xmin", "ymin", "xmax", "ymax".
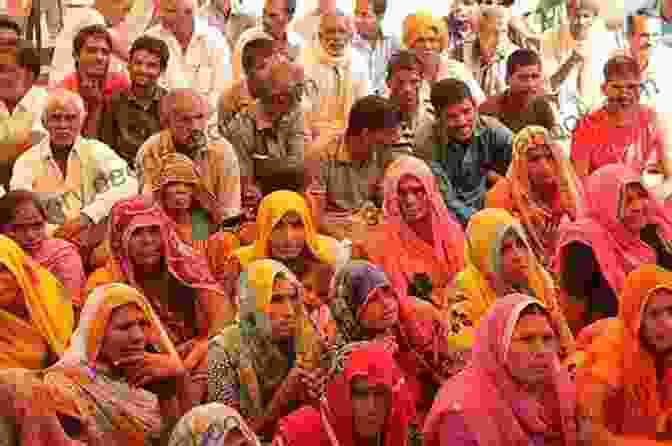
[{"xmin": 0, "ymin": 235, "xmax": 74, "ymax": 369}]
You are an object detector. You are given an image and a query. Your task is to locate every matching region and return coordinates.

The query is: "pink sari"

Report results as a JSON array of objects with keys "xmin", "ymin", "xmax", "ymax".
[
  {"xmin": 555, "ymin": 164, "xmax": 672, "ymax": 296},
  {"xmin": 423, "ymin": 294, "xmax": 578, "ymax": 446},
  {"xmin": 28, "ymin": 238, "xmax": 85, "ymax": 307},
  {"xmin": 365, "ymin": 156, "xmax": 465, "ymax": 301}
]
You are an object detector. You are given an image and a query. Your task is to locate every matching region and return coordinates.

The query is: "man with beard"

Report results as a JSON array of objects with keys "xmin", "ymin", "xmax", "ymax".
[
  {"xmin": 416, "ymin": 78, "xmax": 513, "ymax": 226},
  {"xmin": 571, "ymin": 55, "xmax": 672, "ymax": 201},
  {"xmin": 99, "ymin": 36, "xmax": 169, "ymax": 167},
  {"xmin": 479, "ymin": 49, "xmax": 559, "ymax": 138},
  {"xmin": 301, "ymin": 11, "xmax": 370, "ymax": 134},
  {"xmin": 385, "ymin": 49, "xmax": 434, "ymax": 157},
  {"xmin": 351, "ymin": 0, "xmax": 400, "ymax": 95},
  {"xmin": 58, "ymin": 24, "xmax": 131, "ymax": 139},
  {"xmin": 136, "ymin": 88, "xmax": 241, "ymax": 223}
]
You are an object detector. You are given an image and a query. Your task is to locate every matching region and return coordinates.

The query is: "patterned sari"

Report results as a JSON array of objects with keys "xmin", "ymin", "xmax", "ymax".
[{"xmin": 168, "ymin": 403, "xmax": 261, "ymax": 446}]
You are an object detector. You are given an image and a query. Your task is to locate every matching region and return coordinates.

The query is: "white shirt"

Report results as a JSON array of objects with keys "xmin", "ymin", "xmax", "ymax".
[
  {"xmin": 13, "ymin": 86, "xmax": 49, "ymax": 146},
  {"xmin": 144, "ymin": 17, "xmax": 233, "ymax": 115},
  {"xmin": 11, "ymin": 136, "xmax": 137, "ymax": 224}
]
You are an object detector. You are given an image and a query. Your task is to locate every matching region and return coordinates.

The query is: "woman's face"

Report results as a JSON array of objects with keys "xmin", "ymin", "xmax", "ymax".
[
  {"xmin": 302, "ymin": 272, "xmax": 330, "ymax": 310},
  {"xmin": 398, "ymin": 175, "xmax": 431, "ymax": 224},
  {"xmin": 621, "ymin": 183, "xmax": 650, "ymax": 235},
  {"xmin": 640, "ymin": 288, "xmax": 672, "ymax": 354},
  {"xmin": 526, "ymin": 143, "xmax": 557, "ymax": 190},
  {"xmin": 269, "ymin": 212, "xmax": 306, "ymax": 261},
  {"xmin": 499, "ymin": 231, "xmax": 530, "ymax": 288},
  {"xmin": 507, "ymin": 312, "xmax": 559, "ymax": 386},
  {"xmin": 0, "ymin": 262, "xmax": 20, "ymax": 307},
  {"xmin": 359, "ymin": 286, "xmax": 399, "ymax": 332},
  {"xmin": 267, "ymin": 278, "xmax": 299, "ymax": 341},
  {"xmin": 127, "ymin": 226, "xmax": 163, "ymax": 270},
  {"xmin": 5, "ymin": 201, "xmax": 47, "ymax": 250},
  {"xmin": 98, "ymin": 303, "xmax": 149, "ymax": 366},
  {"xmin": 162, "ymin": 182, "xmax": 195, "ymax": 212}
]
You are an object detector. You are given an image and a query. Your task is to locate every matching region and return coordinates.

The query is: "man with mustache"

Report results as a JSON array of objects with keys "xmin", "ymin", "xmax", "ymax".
[
  {"xmin": 301, "ymin": 10, "xmax": 370, "ymax": 134},
  {"xmin": 136, "ymin": 88, "xmax": 241, "ymax": 223},
  {"xmin": 416, "ymin": 78, "xmax": 513, "ymax": 226},
  {"xmin": 571, "ymin": 55, "xmax": 672, "ymax": 200}
]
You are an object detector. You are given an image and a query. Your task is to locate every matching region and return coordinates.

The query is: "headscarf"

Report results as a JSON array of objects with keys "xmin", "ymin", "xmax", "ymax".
[
  {"xmin": 424, "ymin": 294, "xmax": 578, "ymax": 446},
  {"xmin": 0, "ymin": 235, "xmax": 74, "ymax": 367},
  {"xmin": 577, "ymin": 264, "xmax": 672, "ymax": 434},
  {"xmin": 234, "ymin": 191, "xmax": 346, "ymax": 268},
  {"xmin": 556, "ymin": 164, "xmax": 672, "ymax": 296},
  {"xmin": 506, "ymin": 126, "xmax": 584, "ymax": 261},
  {"xmin": 168, "ymin": 403, "xmax": 261, "ymax": 446},
  {"xmin": 276, "ymin": 343, "xmax": 415, "ymax": 446},
  {"xmin": 46, "ymin": 283, "xmax": 178, "ymax": 445},
  {"xmin": 402, "ymin": 11, "xmax": 448, "ymax": 51},
  {"xmin": 236, "ymin": 259, "xmax": 321, "ymax": 418},
  {"xmin": 380, "ymin": 155, "xmax": 465, "ymax": 295}
]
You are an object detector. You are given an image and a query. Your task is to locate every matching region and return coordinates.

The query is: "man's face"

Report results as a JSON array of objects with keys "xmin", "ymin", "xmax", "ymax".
[
  {"xmin": 602, "ymin": 72, "xmax": 641, "ymax": 113},
  {"xmin": 247, "ymin": 50, "xmax": 276, "ymax": 97},
  {"xmin": 160, "ymin": 0, "xmax": 195, "ymax": 36},
  {"xmin": 410, "ymin": 28, "xmax": 441, "ymax": 66},
  {"xmin": 354, "ymin": 1, "xmax": 379, "ymax": 39},
  {"xmin": 509, "ymin": 64, "xmax": 543, "ymax": 97},
  {"xmin": 387, "ymin": 68, "xmax": 421, "ymax": 113},
  {"xmin": 262, "ymin": 75, "xmax": 295, "ymax": 116},
  {"xmin": 641, "ymin": 289, "xmax": 672, "ymax": 355},
  {"xmin": 439, "ymin": 98, "xmax": 476, "ymax": 142},
  {"xmin": 128, "ymin": 49, "xmax": 162, "ymax": 88},
  {"xmin": 0, "ymin": 53, "xmax": 32, "ymax": 104},
  {"xmin": 319, "ymin": 15, "xmax": 353, "ymax": 57},
  {"xmin": 46, "ymin": 102, "xmax": 83, "ymax": 147},
  {"xmin": 570, "ymin": 7, "xmax": 596, "ymax": 40},
  {"xmin": 77, "ymin": 34, "xmax": 111, "ymax": 77},
  {"xmin": 262, "ymin": 0, "xmax": 290, "ymax": 40},
  {"xmin": 170, "ymin": 96, "xmax": 208, "ymax": 146},
  {"xmin": 351, "ymin": 376, "xmax": 391, "ymax": 441}
]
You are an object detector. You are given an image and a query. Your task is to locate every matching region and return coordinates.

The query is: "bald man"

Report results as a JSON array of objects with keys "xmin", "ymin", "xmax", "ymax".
[
  {"xmin": 144, "ymin": 0, "xmax": 232, "ymax": 117},
  {"xmin": 136, "ymin": 88, "xmax": 241, "ymax": 222}
]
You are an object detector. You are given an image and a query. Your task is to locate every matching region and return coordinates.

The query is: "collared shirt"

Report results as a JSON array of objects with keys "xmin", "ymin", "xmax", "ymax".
[
  {"xmin": 10, "ymin": 136, "xmax": 138, "ymax": 224},
  {"xmin": 221, "ymin": 101, "xmax": 305, "ymax": 186},
  {"xmin": 415, "ymin": 115, "xmax": 513, "ymax": 224},
  {"xmin": 98, "ymin": 85, "xmax": 167, "ymax": 166},
  {"xmin": 312, "ymin": 134, "xmax": 387, "ymax": 213},
  {"xmin": 352, "ymin": 32, "xmax": 401, "ymax": 96},
  {"xmin": 231, "ymin": 25, "xmax": 303, "ymax": 81},
  {"xmin": 143, "ymin": 17, "xmax": 233, "ymax": 114},
  {"xmin": 136, "ymin": 131, "xmax": 241, "ymax": 219}
]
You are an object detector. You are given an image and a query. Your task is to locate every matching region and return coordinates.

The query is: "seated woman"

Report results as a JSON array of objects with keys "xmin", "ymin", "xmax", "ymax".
[
  {"xmin": 448, "ymin": 208, "xmax": 574, "ymax": 355},
  {"xmin": 168, "ymin": 403, "xmax": 260, "ymax": 446},
  {"xmin": 423, "ymin": 293, "xmax": 578, "ymax": 446},
  {"xmin": 20, "ymin": 283, "xmax": 196, "ymax": 445},
  {"xmin": 0, "ymin": 235, "xmax": 73, "ymax": 369},
  {"xmin": 221, "ymin": 190, "xmax": 349, "ymax": 295},
  {"xmin": 207, "ymin": 259, "xmax": 324, "ymax": 441},
  {"xmin": 273, "ymin": 343, "xmax": 416, "ymax": 446},
  {"xmin": 0, "ymin": 190, "xmax": 86, "ymax": 308},
  {"xmin": 327, "ymin": 261, "xmax": 468, "ymax": 429},
  {"xmin": 87, "ymin": 196, "xmax": 235, "ymax": 400},
  {"xmin": 362, "ymin": 155, "xmax": 465, "ymax": 310},
  {"xmin": 486, "ymin": 126, "xmax": 583, "ymax": 269},
  {"xmin": 576, "ymin": 264, "xmax": 672, "ymax": 444},
  {"xmin": 556, "ymin": 164, "xmax": 672, "ymax": 333}
]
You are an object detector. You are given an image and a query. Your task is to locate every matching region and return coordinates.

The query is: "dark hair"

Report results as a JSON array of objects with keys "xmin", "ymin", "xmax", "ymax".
[
  {"xmin": 477, "ymin": 0, "xmax": 515, "ymax": 6},
  {"xmin": 259, "ymin": 169, "xmax": 309, "ymax": 196},
  {"xmin": 371, "ymin": 0, "xmax": 388, "ymax": 15},
  {"xmin": 603, "ymin": 55, "xmax": 640, "ymax": 81},
  {"xmin": 0, "ymin": 15, "xmax": 21, "ymax": 37},
  {"xmin": 430, "ymin": 78, "xmax": 473, "ymax": 112},
  {"xmin": 0, "ymin": 189, "xmax": 47, "ymax": 228},
  {"xmin": 506, "ymin": 48, "xmax": 542, "ymax": 78},
  {"xmin": 518, "ymin": 302, "xmax": 549, "ymax": 318},
  {"xmin": 346, "ymin": 95, "xmax": 401, "ymax": 136},
  {"xmin": 72, "ymin": 24, "xmax": 112, "ymax": 58},
  {"xmin": 130, "ymin": 35, "xmax": 170, "ymax": 73},
  {"xmin": 241, "ymin": 37, "xmax": 275, "ymax": 76},
  {"xmin": 386, "ymin": 49, "xmax": 421, "ymax": 82},
  {"xmin": 14, "ymin": 39, "xmax": 41, "ymax": 79}
]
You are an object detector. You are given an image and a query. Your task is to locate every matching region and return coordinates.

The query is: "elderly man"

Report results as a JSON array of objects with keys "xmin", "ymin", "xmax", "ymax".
[
  {"xmin": 58, "ymin": 24, "xmax": 132, "ymax": 139},
  {"xmin": 301, "ymin": 10, "xmax": 370, "ymax": 134},
  {"xmin": 136, "ymin": 88, "xmax": 241, "ymax": 222},
  {"xmin": 10, "ymin": 89, "xmax": 137, "ymax": 254},
  {"xmin": 144, "ymin": 0, "xmax": 232, "ymax": 118},
  {"xmin": 222, "ymin": 59, "xmax": 307, "ymax": 211},
  {"xmin": 0, "ymin": 39, "xmax": 49, "ymax": 192},
  {"xmin": 99, "ymin": 35, "xmax": 170, "ymax": 166}
]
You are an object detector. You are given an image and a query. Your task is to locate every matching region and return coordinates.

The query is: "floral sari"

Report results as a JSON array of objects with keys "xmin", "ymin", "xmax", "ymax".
[{"xmin": 168, "ymin": 403, "xmax": 261, "ymax": 446}]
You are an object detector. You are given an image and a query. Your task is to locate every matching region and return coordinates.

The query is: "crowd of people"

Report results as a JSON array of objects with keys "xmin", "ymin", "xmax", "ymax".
[{"xmin": 0, "ymin": 0, "xmax": 671, "ymax": 443}]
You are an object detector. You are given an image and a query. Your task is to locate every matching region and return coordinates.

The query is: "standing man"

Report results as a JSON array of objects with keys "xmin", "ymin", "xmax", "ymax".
[{"xmin": 99, "ymin": 35, "xmax": 170, "ymax": 166}]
